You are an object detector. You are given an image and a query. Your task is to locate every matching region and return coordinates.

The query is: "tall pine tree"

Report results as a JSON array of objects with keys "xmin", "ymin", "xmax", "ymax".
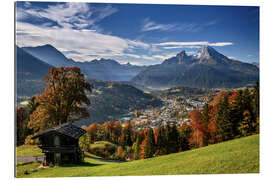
[
  {"xmin": 178, "ymin": 123, "xmax": 192, "ymax": 151},
  {"xmin": 201, "ymin": 103, "xmax": 211, "ymax": 146},
  {"xmin": 230, "ymin": 90, "xmax": 243, "ymax": 137},
  {"xmin": 167, "ymin": 124, "xmax": 180, "ymax": 153},
  {"xmin": 216, "ymin": 95, "xmax": 233, "ymax": 141},
  {"xmin": 238, "ymin": 88, "xmax": 255, "ymax": 136},
  {"xmin": 133, "ymin": 136, "xmax": 141, "ymax": 160},
  {"xmin": 154, "ymin": 126, "xmax": 167, "ymax": 156},
  {"xmin": 144, "ymin": 128, "xmax": 155, "ymax": 158},
  {"xmin": 253, "ymin": 82, "xmax": 259, "ymax": 133}
]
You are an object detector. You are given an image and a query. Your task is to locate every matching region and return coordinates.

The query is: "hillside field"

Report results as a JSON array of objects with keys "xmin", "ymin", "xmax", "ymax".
[
  {"xmin": 16, "ymin": 145, "xmax": 43, "ymax": 157},
  {"xmin": 16, "ymin": 134, "xmax": 259, "ymax": 177}
]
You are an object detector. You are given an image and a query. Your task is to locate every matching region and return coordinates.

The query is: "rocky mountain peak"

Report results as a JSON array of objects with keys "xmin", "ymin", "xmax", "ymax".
[
  {"xmin": 196, "ymin": 45, "xmax": 228, "ymax": 65},
  {"xmin": 197, "ymin": 45, "xmax": 216, "ymax": 59},
  {"xmin": 176, "ymin": 50, "xmax": 187, "ymax": 57},
  {"xmin": 163, "ymin": 50, "xmax": 194, "ymax": 65}
]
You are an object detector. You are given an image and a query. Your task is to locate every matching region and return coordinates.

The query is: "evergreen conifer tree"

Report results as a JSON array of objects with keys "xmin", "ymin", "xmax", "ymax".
[
  {"xmin": 253, "ymin": 82, "xmax": 259, "ymax": 133},
  {"xmin": 144, "ymin": 128, "xmax": 155, "ymax": 158},
  {"xmin": 216, "ymin": 95, "xmax": 233, "ymax": 141},
  {"xmin": 201, "ymin": 103, "xmax": 210, "ymax": 146},
  {"xmin": 133, "ymin": 137, "xmax": 141, "ymax": 160},
  {"xmin": 167, "ymin": 124, "xmax": 180, "ymax": 153}
]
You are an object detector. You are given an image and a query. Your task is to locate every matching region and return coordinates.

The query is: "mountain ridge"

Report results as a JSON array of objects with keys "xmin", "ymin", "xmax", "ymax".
[
  {"xmin": 132, "ymin": 46, "xmax": 259, "ymax": 89},
  {"xmin": 19, "ymin": 44, "xmax": 259, "ymax": 89},
  {"xmin": 22, "ymin": 44, "xmax": 146, "ymax": 81},
  {"xmin": 16, "ymin": 46, "xmax": 53, "ymax": 79},
  {"xmin": 22, "ymin": 44, "xmax": 75, "ymax": 67}
]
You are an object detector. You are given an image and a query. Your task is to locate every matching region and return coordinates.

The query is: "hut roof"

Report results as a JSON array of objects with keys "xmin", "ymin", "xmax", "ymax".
[{"xmin": 32, "ymin": 122, "xmax": 86, "ymax": 140}]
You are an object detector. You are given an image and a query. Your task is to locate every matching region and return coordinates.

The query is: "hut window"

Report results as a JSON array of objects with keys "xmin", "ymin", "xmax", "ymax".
[{"xmin": 54, "ymin": 135, "xmax": 60, "ymax": 147}]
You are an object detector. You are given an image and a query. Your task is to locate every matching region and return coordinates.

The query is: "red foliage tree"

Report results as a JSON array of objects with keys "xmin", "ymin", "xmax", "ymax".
[
  {"xmin": 189, "ymin": 110, "xmax": 204, "ymax": 148},
  {"xmin": 86, "ymin": 122, "xmax": 99, "ymax": 143},
  {"xmin": 140, "ymin": 135, "xmax": 148, "ymax": 159}
]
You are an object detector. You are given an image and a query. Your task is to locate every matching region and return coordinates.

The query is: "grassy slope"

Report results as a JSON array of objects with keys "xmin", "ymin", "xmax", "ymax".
[
  {"xmin": 18, "ymin": 134, "xmax": 259, "ymax": 178},
  {"xmin": 16, "ymin": 162, "xmax": 41, "ymax": 177},
  {"xmin": 16, "ymin": 145, "xmax": 43, "ymax": 156},
  {"xmin": 90, "ymin": 141, "xmax": 117, "ymax": 149}
]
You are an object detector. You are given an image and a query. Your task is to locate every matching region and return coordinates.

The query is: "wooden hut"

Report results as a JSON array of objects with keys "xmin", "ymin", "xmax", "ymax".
[{"xmin": 32, "ymin": 122, "xmax": 86, "ymax": 165}]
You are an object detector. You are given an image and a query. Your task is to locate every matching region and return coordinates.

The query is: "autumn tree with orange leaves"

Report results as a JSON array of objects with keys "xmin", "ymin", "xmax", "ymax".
[
  {"xmin": 189, "ymin": 110, "xmax": 204, "ymax": 148},
  {"xmin": 28, "ymin": 67, "xmax": 92, "ymax": 133}
]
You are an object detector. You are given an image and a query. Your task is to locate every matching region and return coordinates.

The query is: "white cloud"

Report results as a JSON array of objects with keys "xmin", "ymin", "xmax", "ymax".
[
  {"xmin": 141, "ymin": 18, "xmax": 177, "ymax": 32},
  {"xmin": 15, "ymin": 3, "xmax": 231, "ymax": 65},
  {"xmin": 33, "ymin": 3, "xmax": 91, "ymax": 29},
  {"xmin": 16, "ymin": 22, "xmax": 150, "ymax": 62},
  {"xmin": 15, "ymin": 3, "xmax": 155, "ymax": 63},
  {"xmin": 152, "ymin": 55, "xmax": 166, "ymax": 59},
  {"xmin": 16, "ymin": 7, "xmax": 29, "ymax": 21},
  {"xmin": 125, "ymin": 54, "xmax": 141, "ymax": 59},
  {"xmin": 24, "ymin": 2, "xmax": 31, "ymax": 8},
  {"xmin": 149, "ymin": 45, "xmax": 162, "ymax": 52},
  {"xmin": 162, "ymin": 45, "xmax": 201, "ymax": 49},
  {"xmin": 154, "ymin": 41, "xmax": 233, "ymax": 49},
  {"xmin": 16, "ymin": 2, "xmax": 118, "ymax": 30},
  {"xmin": 141, "ymin": 18, "xmax": 217, "ymax": 32},
  {"xmin": 92, "ymin": 5, "xmax": 118, "ymax": 23},
  {"xmin": 141, "ymin": 55, "xmax": 156, "ymax": 61},
  {"xmin": 208, "ymin": 42, "xmax": 234, "ymax": 47},
  {"xmin": 152, "ymin": 53, "xmax": 181, "ymax": 60},
  {"xmin": 155, "ymin": 41, "xmax": 209, "ymax": 46},
  {"xmin": 127, "ymin": 40, "xmax": 150, "ymax": 49}
]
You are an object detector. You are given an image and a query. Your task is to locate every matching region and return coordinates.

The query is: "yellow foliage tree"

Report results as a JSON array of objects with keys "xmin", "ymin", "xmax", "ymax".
[{"xmin": 28, "ymin": 67, "xmax": 92, "ymax": 133}]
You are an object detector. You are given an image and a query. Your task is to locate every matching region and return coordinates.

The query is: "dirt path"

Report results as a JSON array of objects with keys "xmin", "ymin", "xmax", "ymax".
[
  {"xmin": 91, "ymin": 158, "xmax": 126, "ymax": 163},
  {"xmin": 16, "ymin": 156, "xmax": 44, "ymax": 163},
  {"xmin": 16, "ymin": 156, "xmax": 126, "ymax": 163}
]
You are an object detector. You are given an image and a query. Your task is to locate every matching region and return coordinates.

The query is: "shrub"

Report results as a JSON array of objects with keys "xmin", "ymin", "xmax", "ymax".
[
  {"xmin": 24, "ymin": 135, "xmax": 39, "ymax": 145},
  {"xmin": 88, "ymin": 141, "xmax": 117, "ymax": 159}
]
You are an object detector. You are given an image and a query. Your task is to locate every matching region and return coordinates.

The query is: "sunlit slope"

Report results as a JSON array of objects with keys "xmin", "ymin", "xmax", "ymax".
[{"xmin": 21, "ymin": 134, "xmax": 259, "ymax": 177}]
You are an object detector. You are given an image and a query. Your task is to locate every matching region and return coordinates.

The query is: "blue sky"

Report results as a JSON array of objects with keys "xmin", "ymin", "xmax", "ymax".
[{"xmin": 16, "ymin": 2, "xmax": 259, "ymax": 65}]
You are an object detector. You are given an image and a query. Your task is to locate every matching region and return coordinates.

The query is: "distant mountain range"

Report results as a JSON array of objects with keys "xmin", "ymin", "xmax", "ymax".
[
  {"xmin": 16, "ymin": 44, "xmax": 259, "ymax": 125},
  {"xmin": 16, "ymin": 45, "xmax": 159, "ymax": 126},
  {"xmin": 252, "ymin": 62, "xmax": 259, "ymax": 68},
  {"xmin": 132, "ymin": 46, "xmax": 259, "ymax": 89},
  {"xmin": 16, "ymin": 46, "xmax": 53, "ymax": 80},
  {"xmin": 17, "ymin": 44, "xmax": 259, "ymax": 90},
  {"xmin": 22, "ymin": 44, "xmax": 74, "ymax": 67},
  {"xmin": 22, "ymin": 44, "xmax": 146, "ymax": 82},
  {"xmin": 16, "ymin": 46, "xmax": 53, "ymax": 102}
]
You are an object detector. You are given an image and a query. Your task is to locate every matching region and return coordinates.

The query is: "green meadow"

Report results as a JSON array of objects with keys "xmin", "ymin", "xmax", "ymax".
[
  {"xmin": 16, "ymin": 145, "xmax": 43, "ymax": 157},
  {"xmin": 16, "ymin": 134, "xmax": 259, "ymax": 177}
]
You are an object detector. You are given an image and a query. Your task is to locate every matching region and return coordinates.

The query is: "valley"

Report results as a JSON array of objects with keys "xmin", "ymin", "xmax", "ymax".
[
  {"xmin": 14, "ymin": 3, "xmax": 261, "ymax": 178},
  {"xmin": 123, "ymin": 86, "xmax": 220, "ymax": 130},
  {"xmin": 16, "ymin": 44, "xmax": 259, "ymax": 126}
]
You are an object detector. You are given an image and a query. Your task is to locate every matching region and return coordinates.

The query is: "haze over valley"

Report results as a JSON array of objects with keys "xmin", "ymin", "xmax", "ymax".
[{"xmin": 16, "ymin": 43, "xmax": 259, "ymax": 126}]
